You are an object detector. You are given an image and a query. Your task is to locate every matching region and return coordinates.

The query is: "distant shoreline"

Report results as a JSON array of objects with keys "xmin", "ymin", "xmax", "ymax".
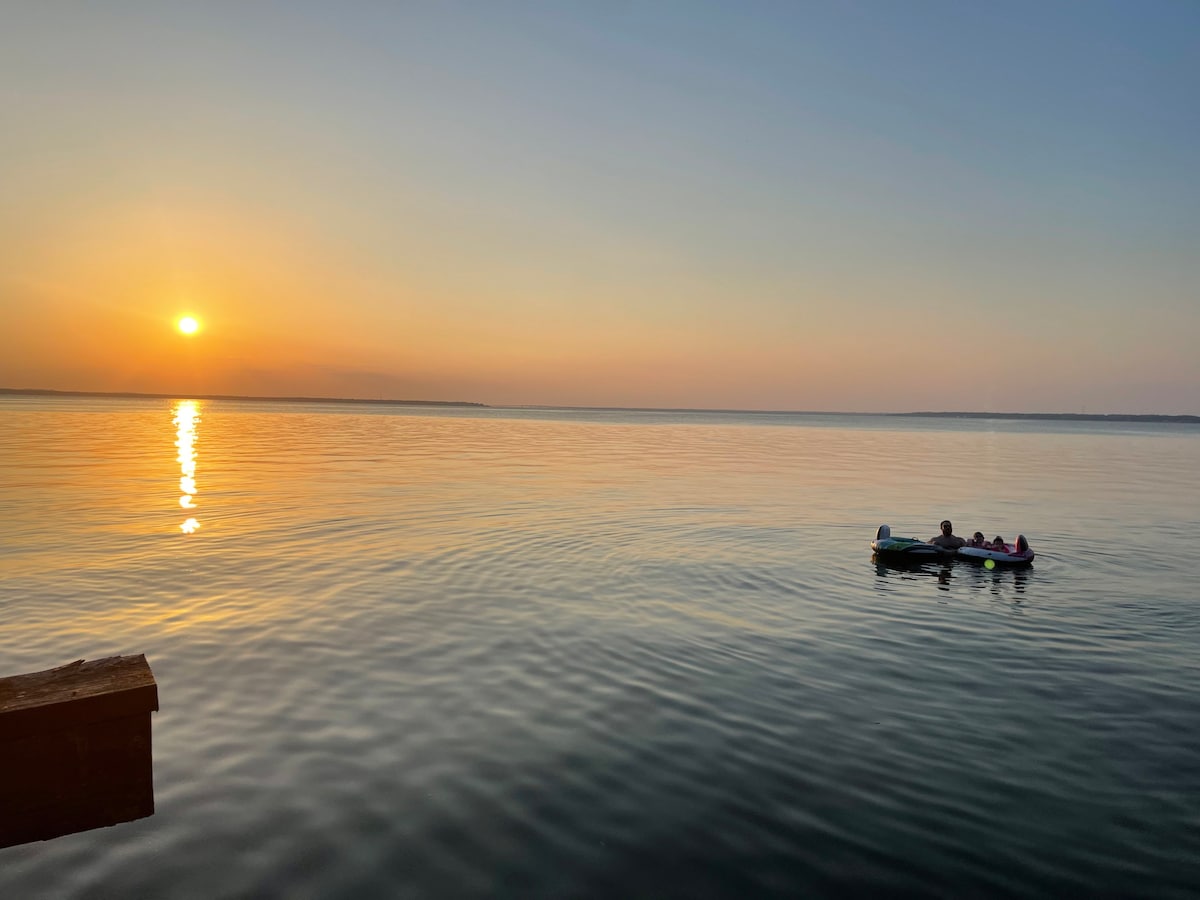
[
  {"xmin": 2, "ymin": 388, "xmax": 1197, "ymax": 423},
  {"xmin": 893, "ymin": 410, "xmax": 1200, "ymax": 424},
  {"xmin": 0, "ymin": 387, "xmax": 487, "ymax": 409}
]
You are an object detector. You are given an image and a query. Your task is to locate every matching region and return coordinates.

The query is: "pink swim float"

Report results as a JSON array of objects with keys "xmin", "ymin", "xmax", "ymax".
[{"xmin": 956, "ymin": 534, "xmax": 1035, "ymax": 566}]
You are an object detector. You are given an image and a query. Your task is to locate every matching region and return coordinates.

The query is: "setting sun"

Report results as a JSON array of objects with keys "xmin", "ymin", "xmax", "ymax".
[{"xmin": 178, "ymin": 316, "xmax": 200, "ymax": 335}]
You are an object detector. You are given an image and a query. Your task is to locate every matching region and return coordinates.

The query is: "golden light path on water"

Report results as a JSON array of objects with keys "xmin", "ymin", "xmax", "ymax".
[{"xmin": 173, "ymin": 400, "xmax": 201, "ymax": 533}]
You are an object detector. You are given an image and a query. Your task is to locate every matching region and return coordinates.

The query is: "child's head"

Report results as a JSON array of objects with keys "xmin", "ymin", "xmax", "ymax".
[
  {"xmin": 973, "ymin": 532, "xmax": 985, "ymax": 544},
  {"xmin": 993, "ymin": 536, "xmax": 1005, "ymax": 547}
]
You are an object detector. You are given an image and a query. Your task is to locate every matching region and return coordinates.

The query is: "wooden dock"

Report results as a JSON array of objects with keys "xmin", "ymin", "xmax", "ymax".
[{"xmin": 0, "ymin": 655, "xmax": 159, "ymax": 848}]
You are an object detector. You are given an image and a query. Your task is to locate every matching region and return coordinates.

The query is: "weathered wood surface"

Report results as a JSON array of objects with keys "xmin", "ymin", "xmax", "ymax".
[{"xmin": 0, "ymin": 655, "xmax": 159, "ymax": 848}]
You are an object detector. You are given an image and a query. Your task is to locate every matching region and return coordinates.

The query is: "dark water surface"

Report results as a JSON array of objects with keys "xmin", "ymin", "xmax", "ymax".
[{"xmin": 2, "ymin": 398, "xmax": 1198, "ymax": 897}]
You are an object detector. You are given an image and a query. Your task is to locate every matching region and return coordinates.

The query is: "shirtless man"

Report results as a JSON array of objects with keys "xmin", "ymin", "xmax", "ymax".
[{"xmin": 930, "ymin": 519, "xmax": 966, "ymax": 550}]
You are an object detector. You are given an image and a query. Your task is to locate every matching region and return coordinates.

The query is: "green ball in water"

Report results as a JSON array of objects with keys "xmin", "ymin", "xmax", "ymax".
[{"xmin": 984, "ymin": 558, "xmax": 996, "ymax": 570}]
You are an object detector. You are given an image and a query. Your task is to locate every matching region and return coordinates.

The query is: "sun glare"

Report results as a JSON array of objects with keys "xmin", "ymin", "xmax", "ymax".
[{"xmin": 178, "ymin": 316, "xmax": 200, "ymax": 335}]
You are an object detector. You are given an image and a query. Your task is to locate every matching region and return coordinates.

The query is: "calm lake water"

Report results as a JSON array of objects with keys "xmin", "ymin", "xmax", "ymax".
[{"xmin": 2, "ymin": 397, "xmax": 1198, "ymax": 898}]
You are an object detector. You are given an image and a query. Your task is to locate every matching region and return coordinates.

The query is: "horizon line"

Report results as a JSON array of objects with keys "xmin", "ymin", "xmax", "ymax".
[{"xmin": 3, "ymin": 387, "xmax": 1198, "ymax": 423}]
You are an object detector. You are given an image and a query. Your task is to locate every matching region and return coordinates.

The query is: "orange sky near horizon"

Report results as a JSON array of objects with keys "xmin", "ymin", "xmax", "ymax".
[
  {"xmin": 0, "ymin": 193, "xmax": 936, "ymax": 407},
  {"xmin": 2, "ymin": 178, "xmax": 1195, "ymax": 414}
]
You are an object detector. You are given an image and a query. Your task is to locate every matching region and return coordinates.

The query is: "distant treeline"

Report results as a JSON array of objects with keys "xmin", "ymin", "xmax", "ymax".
[
  {"xmin": 896, "ymin": 411, "xmax": 1200, "ymax": 424},
  {"xmin": 0, "ymin": 388, "xmax": 487, "ymax": 408},
  {"xmin": 3, "ymin": 389, "xmax": 1196, "ymax": 421}
]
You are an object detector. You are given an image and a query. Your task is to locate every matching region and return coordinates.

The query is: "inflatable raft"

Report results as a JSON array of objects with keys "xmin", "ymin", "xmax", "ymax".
[
  {"xmin": 870, "ymin": 525, "xmax": 953, "ymax": 559},
  {"xmin": 871, "ymin": 525, "xmax": 1034, "ymax": 566}
]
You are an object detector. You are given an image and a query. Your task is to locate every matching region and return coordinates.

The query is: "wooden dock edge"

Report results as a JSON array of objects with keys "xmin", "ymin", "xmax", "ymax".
[{"xmin": 0, "ymin": 655, "xmax": 159, "ymax": 849}]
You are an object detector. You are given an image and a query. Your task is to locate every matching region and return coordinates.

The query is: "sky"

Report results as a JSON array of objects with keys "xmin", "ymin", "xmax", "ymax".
[{"xmin": 1, "ymin": 1, "xmax": 1197, "ymax": 414}]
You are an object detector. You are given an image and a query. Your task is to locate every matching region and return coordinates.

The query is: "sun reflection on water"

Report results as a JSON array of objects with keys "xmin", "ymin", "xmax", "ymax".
[{"xmin": 173, "ymin": 400, "xmax": 201, "ymax": 534}]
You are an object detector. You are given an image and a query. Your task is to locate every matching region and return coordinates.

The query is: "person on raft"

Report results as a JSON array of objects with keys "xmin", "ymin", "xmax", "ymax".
[{"xmin": 930, "ymin": 520, "xmax": 967, "ymax": 550}]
